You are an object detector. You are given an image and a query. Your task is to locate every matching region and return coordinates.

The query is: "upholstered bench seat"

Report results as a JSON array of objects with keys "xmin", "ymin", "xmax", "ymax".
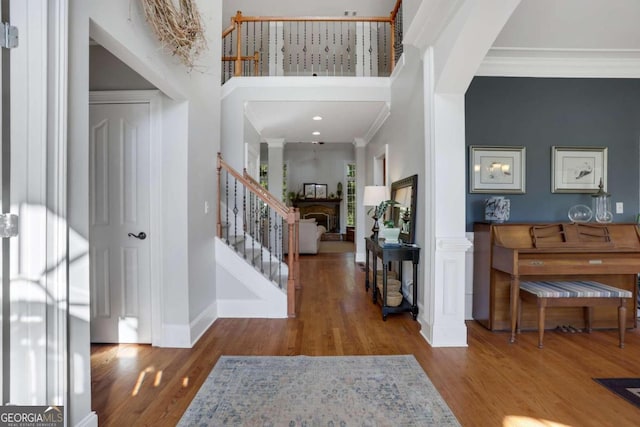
[
  {"xmin": 518, "ymin": 280, "xmax": 631, "ymax": 349},
  {"xmin": 520, "ymin": 280, "xmax": 632, "ymax": 299}
]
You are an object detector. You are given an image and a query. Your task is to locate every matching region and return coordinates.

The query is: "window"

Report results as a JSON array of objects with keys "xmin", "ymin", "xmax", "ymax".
[
  {"xmin": 259, "ymin": 163, "xmax": 268, "ymax": 189},
  {"xmin": 346, "ymin": 163, "xmax": 356, "ymax": 226}
]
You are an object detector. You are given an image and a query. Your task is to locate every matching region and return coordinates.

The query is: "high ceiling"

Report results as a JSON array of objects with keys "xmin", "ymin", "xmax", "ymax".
[{"xmin": 227, "ymin": 0, "xmax": 640, "ymax": 145}]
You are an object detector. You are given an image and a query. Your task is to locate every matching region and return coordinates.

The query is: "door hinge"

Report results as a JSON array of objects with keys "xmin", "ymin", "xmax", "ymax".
[{"xmin": 0, "ymin": 22, "xmax": 18, "ymax": 49}]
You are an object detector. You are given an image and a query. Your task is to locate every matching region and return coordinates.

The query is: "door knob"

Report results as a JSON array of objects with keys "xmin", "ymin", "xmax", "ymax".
[{"xmin": 127, "ymin": 232, "xmax": 147, "ymax": 240}]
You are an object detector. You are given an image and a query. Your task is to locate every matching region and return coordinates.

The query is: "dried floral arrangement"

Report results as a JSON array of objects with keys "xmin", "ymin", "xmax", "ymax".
[{"xmin": 140, "ymin": 0, "xmax": 207, "ymax": 68}]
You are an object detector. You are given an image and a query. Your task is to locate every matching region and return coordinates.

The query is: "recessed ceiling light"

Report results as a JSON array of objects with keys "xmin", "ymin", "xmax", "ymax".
[
  {"xmin": 312, "ymin": 116, "xmax": 323, "ymax": 121},
  {"xmin": 312, "ymin": 131, "xmax": 321, "ymax": 136}
]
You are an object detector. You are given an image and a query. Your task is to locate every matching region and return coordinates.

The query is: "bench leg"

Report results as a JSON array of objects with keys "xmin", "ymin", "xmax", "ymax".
[
  {"xmin": 619, "ymin": 299, "xmax": 626, "ymax": 349},
  {"xmin": 517, "ymin": 296, "xmax": 522, "ymax": 334},
  {"xmin": 537, "ymin": 299, "xmax": 546, "ymax": 349},
  {"xmin": 584, "ymin": 306, "xmax": 593, "ymax": 333}
]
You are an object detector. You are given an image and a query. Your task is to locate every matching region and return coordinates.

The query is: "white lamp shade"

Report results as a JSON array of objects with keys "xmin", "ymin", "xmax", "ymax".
[{"xmin": 363, "ymin": 185, "xmax": 389, "ymax": 206}]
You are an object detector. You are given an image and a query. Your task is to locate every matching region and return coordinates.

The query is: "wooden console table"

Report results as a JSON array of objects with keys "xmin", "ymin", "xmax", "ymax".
[{"xmin": 365, "ymin": 238, "xmax": 420, "ymax": 321}]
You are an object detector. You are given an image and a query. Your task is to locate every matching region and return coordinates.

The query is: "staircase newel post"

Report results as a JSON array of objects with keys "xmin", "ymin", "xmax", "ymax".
[
  {"xmin": 294, "ymin": 208, "xmax": 300, "ymax": 290},
  {"xmin": 286, "ymin": 210, "xmax": 297, "ymax": 318},
  {"xmin": 234, "ymin": 11, "xmax": 243, "ymax": 76},
  {"xmin": 217, "ymin": 153, "xmax": 223, "ymax": 237},
  {"xmin": 389, "ymin": 12, "xmax": 396, "ymax": 72}
]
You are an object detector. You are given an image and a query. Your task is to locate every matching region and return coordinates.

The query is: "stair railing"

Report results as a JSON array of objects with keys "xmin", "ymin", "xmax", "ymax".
[
  {"xmin": 221, "ymin": 0, "xmax": 403, "ymax": 83},
  {"xmin": 217, "ymin": 153, "xmax": 299, "ymax": 317}
]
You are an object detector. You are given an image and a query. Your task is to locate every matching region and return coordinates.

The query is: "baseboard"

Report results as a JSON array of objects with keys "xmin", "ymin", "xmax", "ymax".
[
  {"xmin": 74, "ymin": 411, "xmax": 98, "ymax": 427},
  {"xmin": 160, "ymin": 323, "xmax": 192, "ymax": 348},
  {"xmin": 190, "ymin": 302, "xmax": 218, "ymax": 346},
  {"xmin": 216, "ymin": 299, "xmax": 287, "ymax": 318}
]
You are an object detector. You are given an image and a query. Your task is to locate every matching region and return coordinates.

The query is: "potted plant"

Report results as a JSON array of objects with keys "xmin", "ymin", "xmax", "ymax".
[
  {"xmin": 381, "ymin": 219, "xmax": 401, "ymax": 243},
  {"xmin": 367, "ymin": 199, "xmax": 398, "ymax": 240}
]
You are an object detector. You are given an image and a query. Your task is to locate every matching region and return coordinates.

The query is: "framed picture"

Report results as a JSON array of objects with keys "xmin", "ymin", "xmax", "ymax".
[
  {"xmin": 315, "ymin": 184, "xmax": 327, "ymax": 199},
  {"xmin": 304, "ymin": 183, "xmax": 316, "ymax": 198},
  {"xmin": 551, "ymin": 146, "xmax": 607, "ymax": 193},
  {"xmin": 469, "ymin": 146, "xmax": 526, "ymax": 194}
]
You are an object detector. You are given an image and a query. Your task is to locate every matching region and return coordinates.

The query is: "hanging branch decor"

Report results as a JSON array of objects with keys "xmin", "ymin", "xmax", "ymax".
[{"xmin": 140, "ymin": 0, "xmax": 206, "ymax": 68}]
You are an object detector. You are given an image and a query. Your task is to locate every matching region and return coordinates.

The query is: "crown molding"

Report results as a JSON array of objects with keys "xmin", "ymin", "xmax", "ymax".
[
  {"xmin": 477, "ymin": 48, "xmax": 640, "ymax": 78},
  {"xmin": 363, "ymin": 102, "xmax": 391, "ymax": 143}
]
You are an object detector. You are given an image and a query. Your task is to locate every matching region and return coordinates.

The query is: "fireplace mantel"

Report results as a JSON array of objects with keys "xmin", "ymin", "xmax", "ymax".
[{"xmin": 293, "ymin": 199, "xmax": 342, "ymax": 233}]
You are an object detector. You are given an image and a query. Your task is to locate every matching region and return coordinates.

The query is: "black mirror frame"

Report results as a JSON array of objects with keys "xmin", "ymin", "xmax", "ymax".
[{"xmin": 390, "ymin": 174, "xmax": 418, "ymax": 244}]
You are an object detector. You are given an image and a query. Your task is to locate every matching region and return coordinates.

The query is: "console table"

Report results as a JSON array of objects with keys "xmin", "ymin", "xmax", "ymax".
[{"xmin": 365, "ymin": 238, "xmax": 420, "ymax": 320}]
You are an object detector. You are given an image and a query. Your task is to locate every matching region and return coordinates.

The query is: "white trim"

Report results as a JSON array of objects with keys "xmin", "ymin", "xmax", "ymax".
[
  {"xmin": 363, "ymin": 102, "xmax": 391, "ymax": 143},
  {"xmin": 160, "ymin": 324, "xmax": 192, "ymax": 348},
  {"xmin": 373, "ymin": 143, "xmax": 389, "ymax": 186},
  {"xmin": 189, "ymin": 302, "xmax": 217, "ymax": 346},
  {"xmin": 46, "ymin": 0, "xmax": 69, "ymax": 414},
  {"xmin": 74, "ymin": 412, "xmax": 98, "ymax": 427},
  {"xmin": 478, "ymin": 48, "xmax": 640, "ymax": 78},
  {"xmin": 88, "ymin": 90, "xmax": 164, "ymax": 347}
]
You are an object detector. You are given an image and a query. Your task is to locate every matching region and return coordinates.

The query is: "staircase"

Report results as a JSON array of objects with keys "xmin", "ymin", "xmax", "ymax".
[{"xmin": 216, "ymin": 154, "xmax": 300, "ymax": 318}]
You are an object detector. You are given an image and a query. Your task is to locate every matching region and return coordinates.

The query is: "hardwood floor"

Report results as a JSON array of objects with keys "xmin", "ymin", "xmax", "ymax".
[{"xmin": 91, "ymin": 253, "xmax": 640, "ymax": 426}]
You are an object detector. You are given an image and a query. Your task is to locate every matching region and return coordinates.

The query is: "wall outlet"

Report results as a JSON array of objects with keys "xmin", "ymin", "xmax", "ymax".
[
  {"xmin": 616, "ymin": 202, "xmax": 623, "ymax": 214},
  {"xmin": 204, "ymin": 200, "xmax": 210, "ymax": 214}
]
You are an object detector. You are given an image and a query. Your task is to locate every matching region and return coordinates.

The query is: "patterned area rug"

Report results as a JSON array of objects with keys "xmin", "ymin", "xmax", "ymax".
[
  {"xmin": 178, "ymin": 355, "xmax": 460, "ymax": 426},
  {"xmin": 318, "ymin": 240, "xmax": 355, "ymax": 253},
  {"xmin": 594, "ymin": 378, "xmax": 640, "ymax": 408}
]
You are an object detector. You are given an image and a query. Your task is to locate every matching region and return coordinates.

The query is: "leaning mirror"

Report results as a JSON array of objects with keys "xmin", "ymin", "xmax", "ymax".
[{"xmin": 390, "ymin": 174, "xmax": 418, "ymax": 244}]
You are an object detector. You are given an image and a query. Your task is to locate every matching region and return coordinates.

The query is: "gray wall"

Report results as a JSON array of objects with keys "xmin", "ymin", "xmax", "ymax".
[
  {"xmin": 89, "ymin": 45, "xmax": 156, "ymax": 91},
  {"xmin": 465, "ymin": 77, "xmax": 640, "ymax": 231}
]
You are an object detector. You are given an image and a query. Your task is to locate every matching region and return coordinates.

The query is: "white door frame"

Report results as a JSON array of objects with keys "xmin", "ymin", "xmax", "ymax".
[
  {"xmin": 373, "ymin": 143, "xmax": 389, "ymax": 186},
  {"xmin": 89, "ymin": 90, "xmax": 163, "ymax": 346}
]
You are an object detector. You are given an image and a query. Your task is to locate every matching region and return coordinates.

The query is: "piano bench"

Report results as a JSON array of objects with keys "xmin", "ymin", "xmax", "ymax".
[{"xmin": 518, "ymin": 280, "xmax": 632, "ymax": 349}]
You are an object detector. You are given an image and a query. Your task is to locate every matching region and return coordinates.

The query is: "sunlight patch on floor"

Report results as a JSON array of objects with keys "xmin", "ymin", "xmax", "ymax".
[{"xmin": 504, "ymin": 416, "xmax": 572, "ymax": 427}]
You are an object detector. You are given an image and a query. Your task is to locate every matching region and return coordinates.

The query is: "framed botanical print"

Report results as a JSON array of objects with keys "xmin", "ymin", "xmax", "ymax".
[
  {"xmin": 551, "ymin": 146, "xmax": 607, "ymax": 193},
  {"xmin": 469, "ymin": 146, "xmax": 526, "ymax": 194}
]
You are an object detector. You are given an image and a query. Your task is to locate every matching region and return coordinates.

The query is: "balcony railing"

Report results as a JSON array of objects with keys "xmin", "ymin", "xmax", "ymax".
[{"xmin": 222, "ymin": 0, "xmax": 403, "ymax": 83}]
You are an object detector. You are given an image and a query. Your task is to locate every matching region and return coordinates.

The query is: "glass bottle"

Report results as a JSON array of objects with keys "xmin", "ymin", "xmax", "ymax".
[{"xmin": 591, "ymin": 178, "xmax": 612, "ymax": 223}]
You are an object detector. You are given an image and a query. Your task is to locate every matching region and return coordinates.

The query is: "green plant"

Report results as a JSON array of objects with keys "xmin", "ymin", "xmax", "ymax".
[
  {"xmin": 368, "ymin": 199, "xmax": 398, "ymax": 220},
  {"xmin": 383, "ymin": 220, "xmax": 395, "ymax": 228}
]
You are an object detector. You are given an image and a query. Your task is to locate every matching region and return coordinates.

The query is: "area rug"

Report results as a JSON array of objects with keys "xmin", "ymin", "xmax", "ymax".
[
  {"xmin": 594, "ymin": 378, "xmax": 640, "ymax": 408},
  {"xmin": 318, "ymin": 240, "xmax": 355, "ymax": 253},
  {"xmin": 178, "ymin": 355, "xmax": 460, "ymax": 426}
]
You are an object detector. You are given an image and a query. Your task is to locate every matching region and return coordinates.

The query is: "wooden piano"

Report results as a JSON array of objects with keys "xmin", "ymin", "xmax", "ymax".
[{"xmin": 473, "ymin": 222, "xmax": 640, "ymax": 337}]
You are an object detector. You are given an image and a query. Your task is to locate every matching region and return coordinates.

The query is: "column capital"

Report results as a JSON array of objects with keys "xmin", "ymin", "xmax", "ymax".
[
  {"xmin": 353, "ymin": 138, "xmax": 368, "ymax": 148},
  {"xmin": 265, "ymin": 138, "xmax": 285, "ymax": 148}
]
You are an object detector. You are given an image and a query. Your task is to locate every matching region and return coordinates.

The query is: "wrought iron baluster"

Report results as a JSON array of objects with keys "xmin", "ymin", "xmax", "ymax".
[
  {"xmin": 224, "ymin": 171, "xmax": 229, "ymax": 243},
  {"xmin": 233, "ymin": 179, "xmax": 239, "ymax": 250},
  {"xmin": 242, "ymin": 185, "xmax": 247, "ymax": 259},
  {"xmin": 260, "ymin": 21, "xmax": 264, "ymax": 76}
]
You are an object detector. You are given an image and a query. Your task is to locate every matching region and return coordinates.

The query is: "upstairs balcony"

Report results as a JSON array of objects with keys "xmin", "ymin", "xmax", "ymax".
[{"xmin": 222, "ymin": 0, "xmax": 403, "ymax": 83}]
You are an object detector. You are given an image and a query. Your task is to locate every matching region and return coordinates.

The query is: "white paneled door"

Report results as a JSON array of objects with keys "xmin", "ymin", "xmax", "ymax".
[{"xmin": 89, "ymin": 102, "xmax": 152, "ymax": 343}]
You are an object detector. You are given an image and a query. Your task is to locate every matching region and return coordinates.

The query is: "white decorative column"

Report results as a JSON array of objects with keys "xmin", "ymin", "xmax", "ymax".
[
  {"xmin": 266, "ymin": 138, "xmax": 285, "ymax": 202},
  {"xmin": 419, "ymin": 47, "xmax": 471, "ymax": 347},
  {"xmin": 354, "ymin": 138, "xmax": 367, "ymax": 262}
]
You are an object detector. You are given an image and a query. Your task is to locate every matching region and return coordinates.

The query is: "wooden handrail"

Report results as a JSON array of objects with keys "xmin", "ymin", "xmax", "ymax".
[
  {"xmin": 391, "ymin": 0, "xmax": 403, "ymax": 21},
  {"xmin": 217, "ymin": 153, "xmax": 290, "ymax": 219},
  {"xmin": 242, "ymin": 168, "xmax": 290, "ymax": 216}
]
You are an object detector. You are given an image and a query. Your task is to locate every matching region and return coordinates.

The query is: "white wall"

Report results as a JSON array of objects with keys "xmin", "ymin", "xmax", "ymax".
[
  {"xmin": 366, "ymin": 45, "xmax": 426, "ymax": 299},
  {"xmin": 68, "ymin": 0, "xmax": 221, "ymax": 424}
]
